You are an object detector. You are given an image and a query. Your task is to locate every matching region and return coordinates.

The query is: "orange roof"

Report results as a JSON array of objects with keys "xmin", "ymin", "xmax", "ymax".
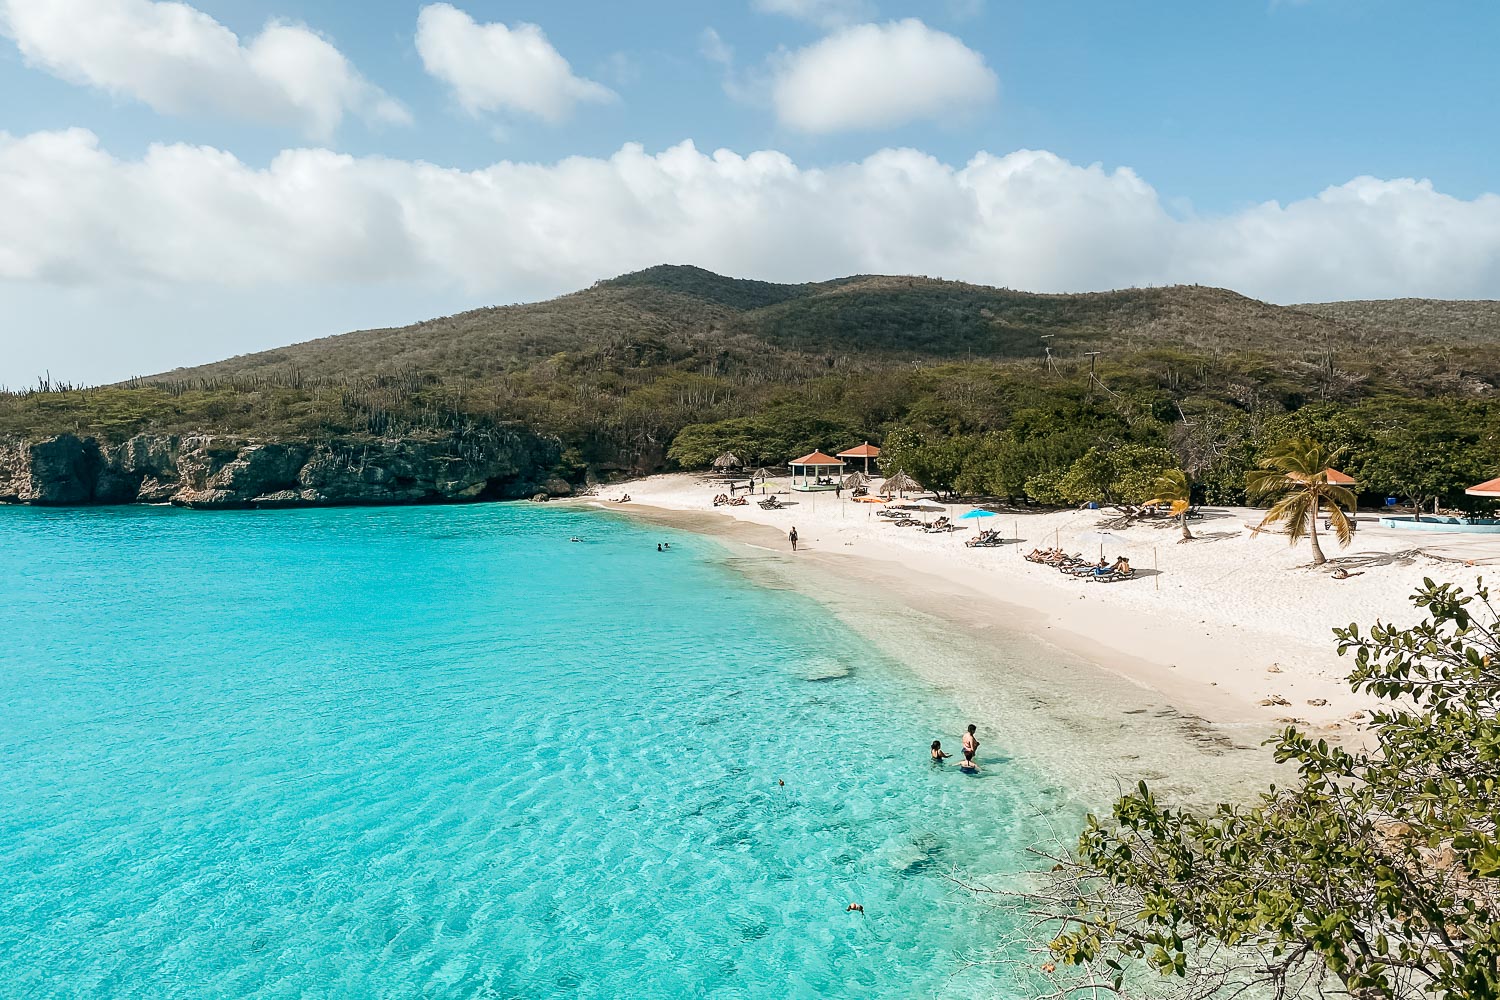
[
  {"xmin": 1467, "ymin": 476, "xmax": 1500, "ymax": 497},
  {"xmin": 789, "ymin": 451, "xmax": 845, "ymax": 466},
  {"xmin": 1324, "ymin": 468, "xmax": 1358, "ymax": 485},
  {"xmin": 837, "ymin": 442, "xmax": 881, "ymax": 458}
]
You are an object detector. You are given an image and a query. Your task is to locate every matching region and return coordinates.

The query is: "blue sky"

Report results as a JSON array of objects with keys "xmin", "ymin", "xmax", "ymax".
[{"xmin": 1, "ymin": 0, "xmax": 1497, "ymax": 384}]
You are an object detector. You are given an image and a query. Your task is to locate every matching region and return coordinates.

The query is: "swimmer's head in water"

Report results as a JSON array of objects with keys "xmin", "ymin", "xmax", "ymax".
[{"xmin": 931, "ymin": 740, "xmax": 941, "ymax": 750}]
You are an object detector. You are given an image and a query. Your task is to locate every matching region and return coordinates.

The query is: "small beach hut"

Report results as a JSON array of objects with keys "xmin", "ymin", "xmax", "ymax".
[
  {"xmin": 882, "ymin": 470, "xmax": 922, "ymax": 497},
  {"xmin": 1466, "ymin": 475, "xmax": 1500, "ymax": 498},
  {"xmin": 789, "ymin": 451, "xmax": 846, "ymax": 492},
  {"xmin": 837, "ymin": 442, "xmax": 882, "ymax": 475},
  {"xmin": 712, "ymin": 451, "xmax": 743, "ymax": 472}
]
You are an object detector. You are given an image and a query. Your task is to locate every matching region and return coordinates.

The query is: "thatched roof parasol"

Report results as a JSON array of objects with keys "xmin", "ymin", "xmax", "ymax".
[
  {"xmin": 712, "ymin": 451, "xmax": 743, "ymax": 470},
  {"xmin": 842, "ymin": 471, "xmax": 871, "ymax": 488},
  {"xmin": 752, "ymin": 467, "xmax": 774, "ymax": 481},
  {"xmin": 882, "ymin": 470, "xmax": 922, "ymax": 495}
]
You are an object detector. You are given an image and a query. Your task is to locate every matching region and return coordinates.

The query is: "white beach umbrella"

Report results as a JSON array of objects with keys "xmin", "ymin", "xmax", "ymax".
[{"xmin": 1078, "ymin": 530, "xmax": 1119, "ymax": 561}]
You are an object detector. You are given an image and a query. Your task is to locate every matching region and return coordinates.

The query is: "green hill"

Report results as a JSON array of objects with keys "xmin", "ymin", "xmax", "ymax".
[{"xmin": 3, "ymin": 266, "xmax": 1499, "ymax": 505}]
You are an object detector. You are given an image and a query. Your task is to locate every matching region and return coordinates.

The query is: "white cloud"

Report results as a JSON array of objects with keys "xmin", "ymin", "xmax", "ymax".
[
  {"xmin": 0, "ymin": 0, "xmax": 408, "ymax": 138},
  {"xmin": 2, "ymin": 129, "xmax": 1499, "ymax": 310},
  {"xmin": 700, "ymin": 27, "xmax": 733, "ymax": 66},
  {"xmin": 771, "ymin": 19, "xmax": 998, "ymax": 133},
  {"xmin": 753, "ymin": 0, "xmax": 877, "ymax": 29},
  {"xmin": 415, "ymin": 3, "xmax": 614, "ymax": 122}
]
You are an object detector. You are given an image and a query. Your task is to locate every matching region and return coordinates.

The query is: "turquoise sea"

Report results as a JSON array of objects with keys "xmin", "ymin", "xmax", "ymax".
[{"xmin": 0, "ymin": 503, "xmax": 1066, "ymax": 998}]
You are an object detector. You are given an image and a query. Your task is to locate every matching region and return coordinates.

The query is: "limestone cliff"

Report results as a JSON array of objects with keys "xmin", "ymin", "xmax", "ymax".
[{"xmin": 0, "ymin": 430, "xmax": 567, "ymax": 508}]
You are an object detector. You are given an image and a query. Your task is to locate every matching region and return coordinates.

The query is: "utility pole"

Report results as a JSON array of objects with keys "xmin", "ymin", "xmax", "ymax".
[
  {"xmin": 1083, "ymin": 351, "xmax": 1102, "ymax": 399},
  {"xmin": 1040, "ymin": 335, "xmax": 1058, "ymax": 374}
]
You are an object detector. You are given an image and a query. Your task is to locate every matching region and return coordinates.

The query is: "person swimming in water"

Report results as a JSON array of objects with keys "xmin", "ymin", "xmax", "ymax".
[{"xmin": 931, "ymin": 740, "xmax": 951, "ymax": 761}]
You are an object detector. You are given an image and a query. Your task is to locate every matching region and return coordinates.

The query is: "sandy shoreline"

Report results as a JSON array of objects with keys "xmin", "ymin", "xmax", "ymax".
[{"xmin": 583, "ymin": 475, "xmax": 1497, "ymax": 769}]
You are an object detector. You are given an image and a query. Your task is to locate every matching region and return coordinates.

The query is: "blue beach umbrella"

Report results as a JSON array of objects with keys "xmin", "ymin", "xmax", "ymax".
[{"xmin": 958, "ymin": 508, "xmax": 995, "ymax": 538}]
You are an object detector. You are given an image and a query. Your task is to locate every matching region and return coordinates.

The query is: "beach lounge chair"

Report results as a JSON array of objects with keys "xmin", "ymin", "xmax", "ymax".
[{"xmin": 1093, "ymin": 566, "xmax": 1136, "ymax": 582}]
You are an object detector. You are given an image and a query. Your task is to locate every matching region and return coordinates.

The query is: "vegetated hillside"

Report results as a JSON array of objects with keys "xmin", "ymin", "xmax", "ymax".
[
  {"xmin": 156, "ymin": 265, "xmax": 1444, "ymax": 383},
  {"xmin": 1293, "ymin": 298, "xmax": 1500, "ymax": 343},
  {"xmin": 3, "ymin": 265, "xmax": 1499, "ymax": 506}
]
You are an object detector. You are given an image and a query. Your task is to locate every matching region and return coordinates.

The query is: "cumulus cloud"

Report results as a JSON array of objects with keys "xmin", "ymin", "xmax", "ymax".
[
  {"xmin": 415, "ymin": 3, "xmax": 614, "ymax": 122},
  {"xmin": 1, "ymin": 129, "xmax": 1499, "ymax": 306},
  {"xmin": 772, "ymin": 19, "xmax": 998, "ymax": 133},
  {"xmin": 0, "ymin": 0, "xmax": 408, "ymax": 138},
  {"xmin": 753, "ymin": 0, "xmax": 877, "ymax": 29}
]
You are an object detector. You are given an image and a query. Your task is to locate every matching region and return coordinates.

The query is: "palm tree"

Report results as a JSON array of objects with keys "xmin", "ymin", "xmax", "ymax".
[
  {"xmin": 1245, "ymin": 438, "xmax": 1356, "ymax": 566},
  {"xmin": 1147, "ymin": 468, "xmax": 1195, "ymax": 541}
]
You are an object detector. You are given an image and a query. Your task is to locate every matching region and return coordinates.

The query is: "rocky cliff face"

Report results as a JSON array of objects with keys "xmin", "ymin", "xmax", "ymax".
[{"xmin": 0, "ymin": 431, "xmax": 568, "ymax": 508}]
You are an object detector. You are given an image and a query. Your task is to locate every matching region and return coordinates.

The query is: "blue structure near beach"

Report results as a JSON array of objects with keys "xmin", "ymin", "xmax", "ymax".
[{"xmin": 1379, "ymin": 515, "xmax": 1500, "ymax": 533}]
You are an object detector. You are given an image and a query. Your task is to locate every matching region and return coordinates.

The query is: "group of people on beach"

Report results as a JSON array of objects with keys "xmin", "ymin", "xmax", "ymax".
[{"xmin": 931, "ymin": 724, "xmax": 981, "ymax": 773}]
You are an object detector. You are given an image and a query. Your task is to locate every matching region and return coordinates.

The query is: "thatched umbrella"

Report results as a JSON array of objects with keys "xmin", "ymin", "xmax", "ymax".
[
  {"xmin": 843, "ymin": 471, "xmax": 871, "ymax": 489},
  {"xmin": 883, "ymin": 470, "xmax": 922, "ymax": 496},
  {"xmin": 712, "ymin": 451, "xmax": 743, "ymax": 471}
]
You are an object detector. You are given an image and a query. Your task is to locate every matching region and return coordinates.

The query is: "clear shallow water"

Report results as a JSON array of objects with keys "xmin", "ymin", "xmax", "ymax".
[{"xmin": 0, "ymin": 503, "xmax": 1060, "ymax": 998}]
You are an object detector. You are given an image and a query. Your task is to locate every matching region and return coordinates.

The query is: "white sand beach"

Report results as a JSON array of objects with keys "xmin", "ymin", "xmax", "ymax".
[{"xmin": 593, "ymin": 474, "xmax": 1500, "ymax": 742}]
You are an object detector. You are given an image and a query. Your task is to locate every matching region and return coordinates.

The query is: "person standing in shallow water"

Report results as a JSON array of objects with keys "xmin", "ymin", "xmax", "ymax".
[
  {"xmin": 788, "ymin": 526, "xmax": 799, "ymax": 552},
  {"xmin": 961, "ymin": 724, "xmax": 979, "ymax": 768}
]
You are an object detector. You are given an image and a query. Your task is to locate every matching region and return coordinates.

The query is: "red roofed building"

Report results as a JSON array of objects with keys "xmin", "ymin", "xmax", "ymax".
[
  {"xmin": 837, "ymin": 442, "xmax": 881, "ymax": 475},
  {"xmin": 789, "ymin": 451, "xmax": 845, "ymax": 492},
  {"xmin": 1466, "ymin": 476, "xmax": 1500, "ymax": 498}
]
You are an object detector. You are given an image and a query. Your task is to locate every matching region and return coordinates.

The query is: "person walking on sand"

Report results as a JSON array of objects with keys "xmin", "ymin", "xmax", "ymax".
[{"xmin": 788, "ymin": 526, "xmax": 799, "ymax": 552}]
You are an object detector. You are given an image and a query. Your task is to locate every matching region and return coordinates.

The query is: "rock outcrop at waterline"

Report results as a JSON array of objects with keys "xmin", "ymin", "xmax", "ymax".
[{"xmin": 0, "ymin": 431, "xmax": 569, "ymax": 508}]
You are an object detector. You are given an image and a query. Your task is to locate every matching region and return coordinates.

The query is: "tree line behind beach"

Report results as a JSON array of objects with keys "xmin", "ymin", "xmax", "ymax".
[{"xmin": 3, "ymin": 265, "xmax": 1498, "ymax": 513}]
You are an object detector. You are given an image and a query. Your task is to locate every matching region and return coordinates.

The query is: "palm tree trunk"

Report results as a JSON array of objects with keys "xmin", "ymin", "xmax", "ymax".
[
  {"xmin": 1308, "ymin": 505, "xmax": 1327, "ymax": 566},
  {"xmin": 1180, "ymin": 513, "xmax": 1193, "ymax": 541}
]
